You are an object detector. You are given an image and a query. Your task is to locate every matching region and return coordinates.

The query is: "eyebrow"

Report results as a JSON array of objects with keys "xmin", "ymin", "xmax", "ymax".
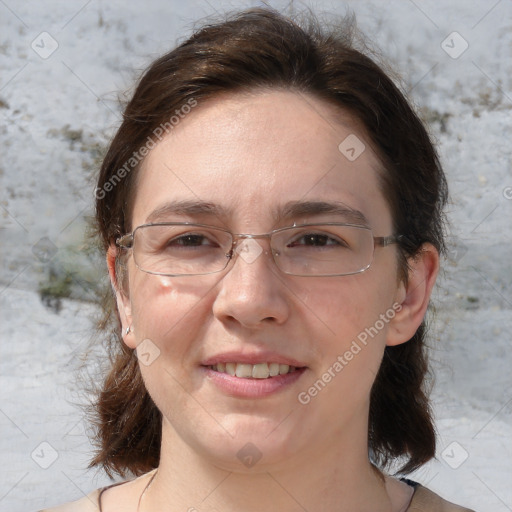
[
  {"xmin": 277, "ymin": 200, "xmax": 369, "ymax": 226},
  {"xmin": 145, "ymin": 199, "xmax": 369, "ymax": 227},
  {"xmin": 145, "ymin": 200, "xmax": 232, "ymax": 223}
]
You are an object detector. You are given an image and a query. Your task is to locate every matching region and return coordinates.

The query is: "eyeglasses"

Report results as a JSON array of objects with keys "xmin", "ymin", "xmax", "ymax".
[{"xmin": 116, "ymin": 222, "xmax": 400, "ymax": 277}]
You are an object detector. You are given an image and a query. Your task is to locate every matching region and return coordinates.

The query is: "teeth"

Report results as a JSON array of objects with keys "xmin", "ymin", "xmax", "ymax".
[
  {"xmin": 235, "ymin": 364, "xmax": 253, "ymax": 378},
  {"xmin": 252, "ymin": 363, "xmax": 269, "ymax": 379},
  {"xmin": 210, "ymin": 362, "xmax": 300, "ymax": 379},
  {"xmin": 269, "ymin": 362, "xmax": 280, "ymax": 376}
]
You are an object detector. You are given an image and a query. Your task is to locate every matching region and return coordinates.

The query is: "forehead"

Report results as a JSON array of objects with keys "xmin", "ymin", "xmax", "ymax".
[{"xmin": 132, "ymin": 90, "xmax": 392, "ymax": 232}]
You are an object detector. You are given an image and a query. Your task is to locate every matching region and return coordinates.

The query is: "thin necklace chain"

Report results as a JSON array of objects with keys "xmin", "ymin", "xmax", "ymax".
[{"xmin": 137, "ymin": 469, "xmax": 158, "ymax": 512}]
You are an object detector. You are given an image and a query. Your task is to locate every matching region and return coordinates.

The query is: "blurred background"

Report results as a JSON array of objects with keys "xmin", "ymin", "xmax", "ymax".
[{"xmin": 0, "ymin": 1, "xmax": 511, "ymax": 510}]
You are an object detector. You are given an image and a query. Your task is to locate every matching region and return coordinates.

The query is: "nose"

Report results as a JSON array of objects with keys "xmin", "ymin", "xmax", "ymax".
[{"xmin": 212, "ymin": 239, "xmax": 290, "ymax": 329}]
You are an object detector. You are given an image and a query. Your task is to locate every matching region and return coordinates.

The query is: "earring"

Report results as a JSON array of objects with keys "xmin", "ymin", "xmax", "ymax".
[{"xmin": 125, "ymin": 326, "xmax": 131, "ymax": 335}]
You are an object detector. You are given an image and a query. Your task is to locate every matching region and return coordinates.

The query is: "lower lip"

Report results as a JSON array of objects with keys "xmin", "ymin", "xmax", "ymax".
[{"xmin": 201, "ymin": 366, "xmax": 307, "ymax": 398}]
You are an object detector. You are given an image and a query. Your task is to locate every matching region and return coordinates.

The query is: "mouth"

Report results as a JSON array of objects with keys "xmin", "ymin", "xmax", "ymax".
[
  {"xmin": 205, "ymin": 362, "xmax": 304, "ymax": 379},
  {"xmin": 201, "ymin": 360, "xmax": 308, "ymax": 398}
]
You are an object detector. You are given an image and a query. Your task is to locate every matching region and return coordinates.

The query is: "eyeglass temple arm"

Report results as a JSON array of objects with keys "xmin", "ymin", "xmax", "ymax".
[
  {"xmin": 374, "ymin": 235, "xmax": 401, "ymax": 247},
  {"xmin": 116, "ymin": 234, "xmax": 134, "ymax": 248}
]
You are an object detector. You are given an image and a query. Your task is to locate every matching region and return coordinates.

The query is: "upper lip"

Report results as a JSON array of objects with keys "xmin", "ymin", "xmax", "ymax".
[{"xmin": 201, "ymin": 350, "xmax": 307, "ymax": 367}]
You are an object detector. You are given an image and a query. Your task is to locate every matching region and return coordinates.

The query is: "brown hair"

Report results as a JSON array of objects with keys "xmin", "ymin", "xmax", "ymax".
[{"xmin": 91, "ymin": 8, "xmax": 447, "ymax": 477}]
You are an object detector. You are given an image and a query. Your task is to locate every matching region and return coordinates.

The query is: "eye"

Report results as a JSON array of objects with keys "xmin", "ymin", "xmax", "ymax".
[
  {"xmin": 167, "ymin": 232, "xmax": 219, "ymax": 249},
  {"xmin": 170, "ymin": 233, "xmax": 215, "ymax": 247},
  {"xmin": 287, "ymin": 232, "xmax": 348, "ymax": 249}
]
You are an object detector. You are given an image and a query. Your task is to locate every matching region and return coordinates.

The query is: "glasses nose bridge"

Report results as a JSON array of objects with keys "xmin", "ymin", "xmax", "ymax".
[{"xmin": 230, "ymin": 231, "xmax": 276, "ymax": 254}]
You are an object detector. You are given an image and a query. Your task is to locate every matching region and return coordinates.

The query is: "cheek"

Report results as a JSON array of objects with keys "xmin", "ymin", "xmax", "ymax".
[
  {"xmin": 129, "ymin": 275, "xmax": 219, "ymax": 417},
  {"xmin": 129, "ymin": 272, "xmax": 216, "ymax": 356},
  {"xmin": 307, "ymin": 272, "xmax": 396, "ymax": 341},
  {"xmin": 302, "ymin": 270, "xmax": 399, "ymax": 391}
]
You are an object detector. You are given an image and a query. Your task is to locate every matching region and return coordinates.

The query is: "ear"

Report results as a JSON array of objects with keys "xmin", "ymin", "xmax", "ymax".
[
  {"xmin": 107, "ymin": 244, "xmax": 137, "ymax": 349},
  {"xmin": 386, "ymin": 243, "xmax": 439, "ymax": 346}
]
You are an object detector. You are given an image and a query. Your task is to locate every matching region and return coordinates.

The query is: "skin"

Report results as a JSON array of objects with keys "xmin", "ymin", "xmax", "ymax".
[{"xmin": 105, "ymin": 90, "xmax": 439, "ymax": 512}]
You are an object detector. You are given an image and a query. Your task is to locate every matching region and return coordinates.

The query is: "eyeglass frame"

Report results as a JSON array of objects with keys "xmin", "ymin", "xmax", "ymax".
[{"xmin": 116, "ymin": 222, "xmax": 401, "ymax": 277}]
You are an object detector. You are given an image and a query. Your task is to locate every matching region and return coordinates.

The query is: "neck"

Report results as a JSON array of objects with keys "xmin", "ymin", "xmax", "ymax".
[{"xmin": 141, "ymin": 417, "xmax": 395, "ymax": 512}]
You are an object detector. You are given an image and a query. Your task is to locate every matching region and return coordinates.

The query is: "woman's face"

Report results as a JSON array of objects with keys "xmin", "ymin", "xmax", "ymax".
[{"xmin": 120, "ymin": 90, "xmax": 407, "ymax": 470}]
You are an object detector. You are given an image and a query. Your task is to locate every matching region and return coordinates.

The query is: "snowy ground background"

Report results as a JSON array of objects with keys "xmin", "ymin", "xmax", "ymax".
[{"xmin": 1, "ymin": 1, "xmax": 511, "ymax": 511}]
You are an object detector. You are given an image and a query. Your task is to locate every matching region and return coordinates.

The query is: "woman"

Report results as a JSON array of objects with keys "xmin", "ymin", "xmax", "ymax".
[{"xmin": 43, "ymin": 8, "xmax": 474, "ymax": 512}]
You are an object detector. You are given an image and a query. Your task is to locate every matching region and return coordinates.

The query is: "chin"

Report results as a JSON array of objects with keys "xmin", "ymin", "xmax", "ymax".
[{"xmin": 194, "ymin": 422, "xmax": 304, "ymax": 473}]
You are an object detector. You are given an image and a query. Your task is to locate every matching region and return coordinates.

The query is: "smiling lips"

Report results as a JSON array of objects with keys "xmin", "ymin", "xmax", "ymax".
[
  {"xmin": 201, "ymin": 352, "xmax": 308, "ymax": 396},
  {"xmin": 207, "ymin": 362, "xmax": 300, "ymax": 379}
]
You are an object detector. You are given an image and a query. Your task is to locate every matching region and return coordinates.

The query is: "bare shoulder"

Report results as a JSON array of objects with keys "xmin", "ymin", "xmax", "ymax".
[
  {"xmin": 409, "ymin": 485, "xmax": 475, "ymax": 512},
  {"xmin": 98, "ymin": 471, "xmax": 153, "ymax": 512},
  {"xmin": 38, "ymin": 489, "xmax": 101, "ymax": 512},
  {"xmin": 38, "ymin": 471, "xmax": 156, "ymax": 512}
]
